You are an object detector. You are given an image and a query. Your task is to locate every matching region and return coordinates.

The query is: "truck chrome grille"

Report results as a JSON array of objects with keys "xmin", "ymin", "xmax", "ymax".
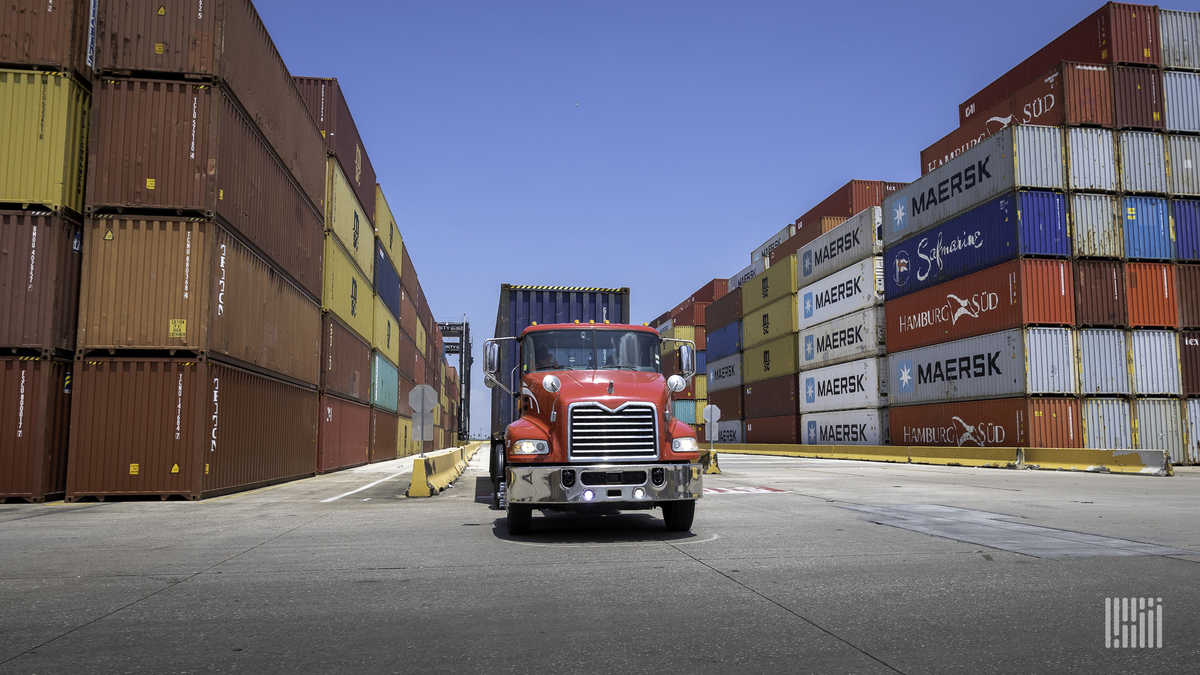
[{"xmin": 568, "ymin": 403, "xmax": 659, "ymax": 461}]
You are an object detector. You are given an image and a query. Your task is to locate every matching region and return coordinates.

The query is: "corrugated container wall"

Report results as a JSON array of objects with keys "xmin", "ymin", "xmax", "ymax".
[
  {"xmin": 293, "ymin": 77, "xmax": 378, "ymax": 221},
  {"xmin": 741, "ymin": 254, "xmax": 798, "ymax": 315},
  {"xmin": 741, "ymin": 333, "xmax": 800, "ymax": 384},
  {"xmin": 750, "ymin": 224, "xmax": 795, "ymax": 263},
  {"xmin": 1124, "ymin": 262, "xmax": 1177, "ymax": 327},
  {"xmin": 1168, "ymin": 136, "xmax": 1200, "ymax": 197},
  {"xmin": 1185, "ymin": 399, "xmax": 1200, "ymax": 464},
  {"xmin": 322, "ymin": 313, "xmax": 371, "ymax": 403},
  {"xmin": 1178, "ymin": 265, "xmax": 1200, "ymax": 328},
  {"xmin": 797, "ymin": 206, "xmax": 882, "ymax": 286},
  {"xmin": 742, "ymin": 295, "xmax": 797, "ymax": 351},
  {"xmin": 1160, "ymin": 10, "xmax": 1200, "ymax": 71},
  {"xmin": 745, "ymin": 415, "xmax": 801, "ymax": 444},
  {"xmin": 1071, "ymin": 193, "xmax": 1122, "ymax": 258},
  {"xmin": 374, "ymin": 185, "xmax": 403, "ymax": 275},
  {"xmin": 371, "ymin": 352, "xmax": 399, "ymax": 413},
  {"xmin": 1112, "ymin": 66, "xmax": 1164, "ymax": 131},
  {"xmin": 1083, "ymin": 398, "xmax": 1134, "ymax": 449},
  {"xmin": 798, "ymin": 257, "xmax": 884, "ymax": 330},
  {"xmin": 0, "ymin": 358, "xmax": 71, "ymax": 500},
  {"xmin": 1173, "ymin": 200, "xmax": 1200, "ymax": 260},
  {"xmin": 1134, "ymin": 398, "xmax": 1186, "ymax": 463},
  {"xmin": 800, "ymin": 307, "xmax": 886, "ymax": 370},
  {"xmin": 715, "ymin": 420, "xmax": 744, "ymax": 444},
  {"xmin": 1164, "ymin": 71, "xmax": 1200, "ymax": 133},
  {"xmin": 890, "ymin": 397, "xmax": 1081, "ymax": 448},
  {"xmin": 322, "ymin": 235, "xmax": 372, "ymax": 342},
  {"xmin": 0, "ymin": 0, "xmax": 94, "ymax": 75},
  {"xmin": 374, "ymin": 241, "xmax": 402, "ymax": 322},
  {"xmin": 372, "ymin": 296, "xmax": 399, "ymax": 367},
  {"xmin": 1123, "ymin": 196, "xmax": 1172, "ymax": 260},
  {"xmin": 1129, "ymin": 330, "xmax": 1182, "ymax": 396},
  {"xmin": 0, "ymin": 211, "xmax": 81, "ymax": 353},
  {"xmin": 709, "ymin": 387, "xmax": 743, "ymax": 420},
  {"xmin": 1067, "ymin": 128, "xmax": 1117, "ymax": 192},
  {"xmin": 1074, "ymin": 260, "xmax": 1127, "ymax": 326},
  {"xmin": 743, "ymin": 375, "xmax": 799, "ymax": 419},
  {"xmin": 705, "ymin": 353, "xmax": 743, "ymax": 393},
  {"xmin": 324, "ymin": 157, "xmax": 374, "ymax": 279},
  {"xmin": 803, "ymin": 409, "xmax": 888, "ymax": 445},
  {"xmin": 318, "ymin": 394, "xmax": 370, "ymax": 473},
  {"xmin": 1181, "ymin": 331, "xmax": 1200, "ymax": 395},
  {"xmin": 1078, "ymin": 329, "xmax": 1131, "ymax": 395},
  {"xmin": 370, "ymin": 409, "xmax": 399, "ymax": 463},
  {"xmin": 799, "ymin": 358, "xmax": 887, "ymax": 413},
  {"xmin": 728, "ymin": 259, "xmax": 766, "ymax": 292},
  {"xmin": 1119, "ymin": 132, "xmax": 1168, "ymax": 194},
  {"xmin": 0, "ymin": 70, "xmax": 89, "ymax": 214}
]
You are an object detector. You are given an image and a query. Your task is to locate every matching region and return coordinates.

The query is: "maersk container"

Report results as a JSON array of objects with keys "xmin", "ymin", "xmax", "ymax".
[
  {"xmin": 1119, "ymin": 131, "xmax": 1168, "ymax": 194},
  {"xmin": 882, "ymin": 125, "xmax": 1065, "ymax": 246},
  {"xmin": 672, "ymin": 399, "xmax": 697, "ymax": 424},
  {"xmin": 1167, "ymin": 135, "xmax": 1200, "ymax": 197},
  {"xmin": 884, "ymin": 190, "xmax": 1070, "ymax": 300},
  {"xmin": 706, "ymin": 321, "xmax": 742, "ymax": 361},
  {"xmin": 1071, "ymin": 193, "xmax": 1122, "ymax": 258},
  {"xmin": 1185, "ymin": 399, "xmax": 1200, "ymax": 464},
  {"xmin": 728, "ymin": 259, "xmax": 766, "ymax": 292},
  {"xmin": 715, "ymin": 420, "xmax": 744, "ymax": 444},
  {"xmin": 1082, "ymin": 398, "xmax": 1134, "ymax": 449},
  {"xmin": 800, "ymin": 307, "xmax": 886, "ymax": 371},
  {"xmin": 1164, "ymin": 71, "xmax": 1200, "ymax": 133},
  {"xmin": 797, "ymin": 206, "xmax": 882, "ymax": 286},
  {"xmin": 371, "ymin": 352, "xmax": 399, "ymax": 413},
  {"xmin": 888, "ymin": 328, "xmax": 1076, "ymax": 406},
  {"xmin": 1122, "ymin": 196, "xmax": 1173, "ymax": 260},
  {"xmin": 1134, "ymin": 398, "xmax": 1187, "ymax": 462},
  {"xmin": 1067, "ymin": 128, "xmax": 1117, "ymax": 192},
  {"xmin": 802, "ymin": 409, "xmax": 887, "ymax": 445},
  {"xmin": 706, "ymin": 352, "xmax": 743, "ymax": 393},
  {"xmin": 799, "ymin": 358, "xmax": 886, "ymax": 414},
  {"xmin": 1077, "ymin": 329, "xmax": 1131, "ymax": 395},
  {"xmin": 750, "ymin": 224, "xmax": 795, "ymax": 263},
  {"xmin": 798, "ymin": 257, "xmax": 883, "ymax": 330},
  {"xmin": 1161, "ymin": 10, "xmax": 1200, "ymax": 71},
  {"xmin": 742, "ymin": 294, "xmax": 797, "ymax": 351},
  {"xmin": 1129, "ymin": 330, "xmax": 1182, "ymax": 396}
]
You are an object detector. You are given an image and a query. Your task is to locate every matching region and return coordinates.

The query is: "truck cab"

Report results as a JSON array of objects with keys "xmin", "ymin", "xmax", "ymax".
[{"xmin": 485, "ymin": 323, "xmax": 703, "ymax": 534}]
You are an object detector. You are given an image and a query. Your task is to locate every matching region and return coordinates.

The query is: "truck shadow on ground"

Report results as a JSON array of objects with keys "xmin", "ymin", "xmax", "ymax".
[{"xmin": 489, "ymin": 511, "xmax": 701, "ymax": 544}]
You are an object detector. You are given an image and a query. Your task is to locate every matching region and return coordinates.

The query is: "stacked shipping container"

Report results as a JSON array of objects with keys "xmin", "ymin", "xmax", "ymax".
[{"xmin": 656, "ymin": 279, "xmax": 726, "ymax": 439}]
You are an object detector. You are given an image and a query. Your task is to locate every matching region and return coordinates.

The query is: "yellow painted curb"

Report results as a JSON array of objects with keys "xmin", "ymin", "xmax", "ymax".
[
  {"xmin": 1023, "ymin": 448, "xmax": 1172, "ymax": 476},
  {"xmin": 406, "ymin": 442, "xmax": 484, "ymax": 497},
  {"xmin": 907, "ymin": 446, "xmax": 1018, "ymax": 469}
]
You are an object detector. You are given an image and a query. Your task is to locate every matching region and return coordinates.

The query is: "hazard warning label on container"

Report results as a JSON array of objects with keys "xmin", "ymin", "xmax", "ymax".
[
  {"xmin": 129, "ymin": 463, "xmax": 140, "ymax": 476},
  {"xmin": 168, "ymin": 319, "xmax": 186, "ymax": 338},
  {"xmin": 170, "ymin": 464, "xmax": 180, "ymax": 474}
]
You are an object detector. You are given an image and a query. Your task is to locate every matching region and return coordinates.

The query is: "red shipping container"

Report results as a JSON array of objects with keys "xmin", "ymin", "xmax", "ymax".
[
  {"xmin": 1113, "ymin": 65, "xmax": 1164, "ymax": 130},
  {"xmin": 1180, "ymin": 331, "xmax": 1200, "ymax": 396},
  {"xmin": 397, "ymin": 375, "xmax": 415, "ymax": 417},
  {"xmin": 705, "ymin": 290, "xmax": 743, "ymax": 333},
  {"xmin": 890, "ymin": 398, "xmax": 1081, "ymax": 448},
  {"xmin": 885, "ymin": 259, "xmax": 1074, "ymax": 353},
  {"xmin": 369, "ymin": 408, "xmax": 399, "ymax": 464},
  {"xmin": 293, "ymin": 77, "xmax": 378, "ymax": 222},
  {"xmin": 318, "ymin": 394, "xmax": 370, "ymax": 473},
  {"xmin": 1074, "ymin": 260, "xmax": 1127, "ymax": 326},
  {"xmin": 1124, "ymin": 262, "xmax": 1178, "ymax": 328},
  {"xmin": 745, "ymin": 415, "xmax": 801, "ymax": 444},
  {"xmin": 798, "ymin": 179, "xmax": 904, "ymax": 230},
  {"xmin": 322, "ymin": 312, "xmax": 371, "ymax": 403},
  {"xmin": 0, "ymin": 0, "xmax": 94, "ymax": 77},
  {"xmin": 709, "ymin": 386, "xmax": 743, "ymax": 421},
  {"xmin": 0, "ymin": 211, "xmax": 81, "ymax": 353},
  {"xmin": 958, "ymin": 2, "xmax": 1161, "ymax": 126},
  {"xmin": 743, "ymin": 374, "xmax": 799, "ymax": 419},
  {"xmin": 0, "ymin": 358, "xmax": 70, "ymax": 501},
  {"xmin": 671, "ymin": 300, "xmax": 709, "ymax": 327},
  {"xmin": 694, "ymin": 326, "xmax": 707, "ymax": 351},
  {"xmin": 1175, "ymin": 265, "xmax": 1200, "ymax": 329},
  {"xmin": 670, "ymin": 279, "xmax": 728, "ymax": 314}
]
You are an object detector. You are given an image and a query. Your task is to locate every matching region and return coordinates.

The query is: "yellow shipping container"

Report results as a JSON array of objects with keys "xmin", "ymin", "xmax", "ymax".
[
  {"xmin": 415, "ymin": 318, "xmax": 427, "ymax": 356},
  {"xmin": 374, "ymin": 184, "xmax": 403, "ymax": 276},
  {"xmin": 742, "ymin": 333, "xmax": 800, "ymax": 384},
  {"xmin": 694, "ymin": 375, "xmax": 707, "ymax": 399},
  {"xmin": 397, "ymin": 416, "xmax": 414, "ymax": 456},
  {"xmin": 0, "ymin": 70, "xmax": 89, "ymax": 213},
  {"xmin": 695, "ymin": 399, "xmax": 707, "ymax": 424},
  {"xmin": 372, "ymin": 295, "xmax": 400, "ymax": 366},
  {"xmin": 325, "ymin": 157, "xmax": 374, "ymax": 279},
  {"xmin": 322, "ymin": 234, "xmax": 372, "ymax": 341},
  {"xmin": 741, "ymin": 253, "xmax": 798, "ymax": 315},
  {"xmin": 742, "ymin": 293, "xmax": 799, "ymax": 350}
]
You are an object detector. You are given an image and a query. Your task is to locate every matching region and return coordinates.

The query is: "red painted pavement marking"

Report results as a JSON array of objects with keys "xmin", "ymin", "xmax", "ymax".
[{"xmin": 704, "ymin": 486, "xmax": 788, "ymax": 495}]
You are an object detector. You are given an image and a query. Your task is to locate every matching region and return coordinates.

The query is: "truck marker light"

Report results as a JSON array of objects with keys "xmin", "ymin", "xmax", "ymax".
[
  {"xmin": 633, "ymin": 488, "xmax": 646, "ymax": 500},
  {"xmin": 583, "ymin": 490, "xmax": 595, "ymax": 502}
]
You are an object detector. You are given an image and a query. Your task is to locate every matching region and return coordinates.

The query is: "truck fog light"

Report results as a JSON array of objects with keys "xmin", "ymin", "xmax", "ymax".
[
  {"xmin": 651, "ymin": 468, "xmax": 665, "ymax": 485},
  {"xmin": 562, "ymin": 469, "xmax": 576, "ymax": 488},
  {"xmin": 583, "ymin": 489, "xmax": 595, "ymax": 502},
  {"xmin": 633, "ymin": 488, "xmax": 646, "ymax": 500}
]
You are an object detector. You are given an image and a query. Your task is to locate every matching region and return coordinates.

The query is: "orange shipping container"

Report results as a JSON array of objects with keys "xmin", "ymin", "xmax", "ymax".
[
  {"xmin": 1124, "ymin": 262, "xmax": 1178, "ymax": 328},
  {"xmin": 890, "ymin": 398, "xmax": 1081, "ymax": 448}
]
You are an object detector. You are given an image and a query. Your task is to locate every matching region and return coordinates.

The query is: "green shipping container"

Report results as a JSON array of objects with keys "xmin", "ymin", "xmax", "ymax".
[{"xmin": 371, "ymin": 351, "xmax": 399, "ymax": 413}]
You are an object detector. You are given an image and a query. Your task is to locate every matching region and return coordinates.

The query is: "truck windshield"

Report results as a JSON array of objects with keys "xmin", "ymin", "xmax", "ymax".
[{"xmin": 522, "ymin": 330, "xmax": 660, "ymax": 373}]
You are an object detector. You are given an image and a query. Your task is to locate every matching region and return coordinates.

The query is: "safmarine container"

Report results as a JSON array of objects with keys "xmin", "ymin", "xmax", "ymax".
[
  {"xmin": 1134, "ymin": 398, "xmax": 1186, "ymax": 462},
  {"xmin": 370, "ymin": 409, "xmax": 400, "ymax": 463},
  {"xmin": 1178, "ymin": 265, "xmax": 1200, "ymax": 328},
  {"xmin": 745, "ymin": 415, "xmax": 800, "ymax": 444},
  {"xmin": 0, "ymin": 70, "xmax": 89, "ymax": 213},
  {"xmin": 743, "ymin": 374, "xmax": 799, "ymax": 419},
  {"xmin": 888, "ymin": 328, "xmax": 1077, "ymax": 406},
  {"xmin": 799, "ymin": 357, "xmax": 886, "ymax": 414},
  {"xmin": 728, "ymin": 259, "xmax": 766, "ymax": 291},
  {"xmin": 323, "ymin": 234, "xmax": 373, "ymax": 342},
  {"xmin": 798, "ymin": 257, "xmax": 883, "ymax": 330},
  {"xmin": 885, "ymin": 259, "xmax": 1074, "ymax": 353},
  {"xmin": 1077, "ymin": 329, "xmax": 1131, "ymax": 395},
  {"xmin": 1121, "ymin": 196, "xmax": 1171, "ymax": 260},
  {"xmin": 709, "ymin": 387, "xmax": 743, "ymax": 420},
  {"xmin": 750, "ymin": 224, "xmax": 795, "ymax": 263},
  {"xmin": 742, "ymin": 294, "xmax": 797, "ymax": 350},
  {"xmin": 1067, "ymin": 128, "xmax": 1118, "ymax": 192},
  {"xmin": 371, "ymin": 352, "xmax": 399, "ymax": 413},
  {"xmin": 1161, "ymin": 10, "xmax": 1200, "ymax": 71},
  {"xmin": 884, "ymin": 190, "xmax": 1070, "ymax": 300},
  {"xmin": 294, "ymin": 77, "xmax": 378, "ymax": 221},
  {"xmin": 1129, "ymin": 330, "xmax": 1182, "ymax": 396},
  {"xmin": 325, "ymin": 157, "xmax": 374, "ymax": 279},
  {"xmin": 1167, "ymin": 136, "xmax": 1200, "ymax": 197},
  {"xmin": 1124, "ymin": 262, "xmax": 1178, "ymax": 327},
  {"xmin": 1113, "ymin": 65, "xmax": 1164, "ymax": 131},
  {"xmin": 800, "ymin": 307, "xmax": 886, "ymax": 371},
  {"xmin": 741, "ymin": 332, "xmax": 799, "ymax": 385},
  {"xmin": 883, "ymin": 126, "xmax": 1065, "ymax": 246},
  {"xmin": 0, "ymin": 358, "xmax": 70, "ymax": 501},
  {"xmin": 322, "ymin": 312, "xmax": 371, "ymax": 403},
  {"xmin": 0, "ymin": 211, "xmax": 81, "ymax": 353},
  {"xmin": 797, "ymin": 206, "xmax": 882, "ymax": 285},
  {"xmin": 1119, "ymin": 132, "xmax": 1168, "ymax": 194},
  {"xmin": 741, "ymin": 254, "xmax": 797, "ymax": 315},
  {"xmin": 1082, "ymin": 398, "xmax": 1134, "ymax": 449},
  {"xmin": 890, "ymin": 397, "xmax": 1080, "ymax": 448},
  {"xmin": 1164, "ymin": 71, "xmax": 1200, "ymax": 133},
  {"xmin": 802, "ymin": 409, "xmax": 887, "ymax": 445},
  {"xmin": 318, "ymin": 394, "xmax": 370, "ymax": 473},
  {"xmin": 1071, "ymin": 193, "xmax": 1122, "ymax": 258},
  {"xmin": 706, "ymin": 322, "xmax": 741, "ymax": 361},
  {"xmin": 715, "ymin": 420, "xmax": 744, "ymax": 443},
  {"xmin": 1074, "ymin": 260, "xmax": 1127, "ymax": 326}
]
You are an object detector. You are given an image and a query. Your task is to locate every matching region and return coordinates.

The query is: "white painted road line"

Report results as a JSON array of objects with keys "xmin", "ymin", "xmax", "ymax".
[{"xmin": 320, "ymin": 470, "xmax": 411, "ymax": 503}]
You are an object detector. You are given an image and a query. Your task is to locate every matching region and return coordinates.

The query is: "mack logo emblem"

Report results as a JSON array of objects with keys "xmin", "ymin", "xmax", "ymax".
[{"xmin": 910, "ymin": 157, "xmax": 992, "ymax": 218}]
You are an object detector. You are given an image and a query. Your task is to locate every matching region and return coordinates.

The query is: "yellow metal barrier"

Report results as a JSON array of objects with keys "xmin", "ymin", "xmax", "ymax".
[
  {"xmin": 700, "ymin": 449, "xmax": 721, "ymax": 474},
  {"xmin": 907, "ymin": 446, "xmax": 1018, "ymax": 469},
  {"xmin": 406, "ymin": 442, "xmax": 484, "ymax": 497},
  {"xmin": 1022, "ymin": 448, "xmax": 1172, "ymax": 477}
]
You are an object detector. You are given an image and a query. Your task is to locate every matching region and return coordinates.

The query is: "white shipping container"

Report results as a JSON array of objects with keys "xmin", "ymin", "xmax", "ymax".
[
  {"xmin": 657, "ymin": 318, "xmax": 674, "ymax": 335},
  {"xmin": 1184, "ymin": 399, "xmax": 1200, "ymax": 464},
  {"xmin": 799, "ymin": 306, "xmax": 886, "ymax": 371},
  {"xmin": 728, "ymin": 258, "xmax": 767, "ymax": 291},
  {"xmin": 799, "ymin": 357, "xmax": 887, "ymax": 413},
  {"xmin": 802, "ymin": 408, "xmax": 888, "ymax": 445},
  {"xmin": 1119, "ymin": 131, "xmax": 1168, "ymax": 194},
  {"xmin": 1129, "ymin": 330, "xmax": 1182, "ymax": 396},
  {"xmin": 888, "ymin": 327, "xmax": 1077, "ymax": 406},
  {"xmin": 1067, "ymin": 127, "xmax": 1117, "ymax": 192},
  {"xmin": 1134, "ymin": 398, "xmax": 1187, "ymax": 463},
  {"xmin": 798, "ymin": 256, "xmax": 884, "ymax": 330},
  {"xmin": 1167, "ymin": 134, "xmax": 1200, "ymax": 197},
  {"xmin": 1164, "ymin": 71, "xmax": 1200, "ymax": 134},
  {"xmin": 714, "ymin": 419, "xmax": 744, "ymax": 444},
  {"xmin": 1161, "ymin": 9, "xmax": 1200, "ymax": 71},
  {"xmin": 1077, "ymin": 329, "xmax": 1130, "ymax": 395},
  {"xmin": 1082, "ymin": 398, "xmax": 1133, "ymax": 450},
  {"xmin": 750, "ymin": 224, "xmax": 795, "ymax": 264},
  {"xmin": 797, "ymin": 206, "xmax": 882, "ymax": 285},
  {"xmin": 1070, "ymin": 193, "xmax": 1122, "ymax": 258},
  {"xmin": 705, "ymin": 352, "xmax": 743, "ymax": 392}
]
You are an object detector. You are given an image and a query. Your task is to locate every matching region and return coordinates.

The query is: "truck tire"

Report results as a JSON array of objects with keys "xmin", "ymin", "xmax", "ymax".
[
  {"xmin": 507, "ymin": 504, "xmax": 532, "ymax": 535},
  {"xmin": 490, "ymin": 442, "xmax": 505, "ymax": 508},
  {"xmin": 662, "ymin": 500, "xmax": 695, "ymax": 532}
]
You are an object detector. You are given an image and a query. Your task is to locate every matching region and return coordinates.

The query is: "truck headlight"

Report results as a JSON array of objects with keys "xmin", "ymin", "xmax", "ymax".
[
  {"xmin": 511, "ymin": 439, "xmax": 549, "ymax": 455},
  {"xmin": 671, "ymin": 437, "xmax": 699, "ymax": 453}
]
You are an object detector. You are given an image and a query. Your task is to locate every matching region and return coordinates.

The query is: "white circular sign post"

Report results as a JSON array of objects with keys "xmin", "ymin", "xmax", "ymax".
[
  {"xmin": 702, "ymin": 404, "xmax": 721, "ymax": 449},
  {"xmin": 409, "ymin": 385, "xmax": 438, "ymax": 453}
]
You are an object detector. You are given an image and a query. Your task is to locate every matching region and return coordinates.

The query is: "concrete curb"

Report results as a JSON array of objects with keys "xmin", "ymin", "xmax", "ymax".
[{"xmin": 406, "ymin": 442, "xmax": 485, "ymax": 497}]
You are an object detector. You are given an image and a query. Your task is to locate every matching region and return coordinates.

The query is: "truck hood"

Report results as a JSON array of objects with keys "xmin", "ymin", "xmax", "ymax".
[{"xmin": 523, "ymin": 369, "xmax": 668, "ymax": 417}]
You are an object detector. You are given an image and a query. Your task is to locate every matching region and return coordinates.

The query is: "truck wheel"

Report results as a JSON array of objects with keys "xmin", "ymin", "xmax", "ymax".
[
  {"xmin": 662, "ymin": 500, "xmax": 695, "ymax": 532},
  {"xmin": 507, "ymin": 504, "xmax": 532, "ymax": 535},
  {"xmin": 490, "ymin": 442, "xmax": 505, "ymax": 508}
]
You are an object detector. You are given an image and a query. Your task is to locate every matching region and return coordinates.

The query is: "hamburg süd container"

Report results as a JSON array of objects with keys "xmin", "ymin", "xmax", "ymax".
[
  {"xmin": 294, "ymin": 77, "xmax": 378, "ymax": 222},
  {"xmin": 1071, "ymin": 193, "xmax": 1122, "ymax": 258},
  {"xmin": 742, "ymin": 294, "xmax": 797, "ymax": 351},
  {"xmin": 1167, "ymin": 136, "xmax": 1200, "ymax": 197},
  {"xmin": 318, "ymin": 394, "xmax": 370, "ymax": 473},
  {"xmin": 0, "ymin": 211, "xmax": 81, "ymax": 353},
  {"xmin": 1160, "ymin": 10, "xmax": 1200, "ymax": 71},
  {"xmin": 1077, "ymin": 329, "xmax": 1131, "ymax": 395},
  {"xmin": 750, "ymin": 224, "xmax": 795, "ymax": 263},
  {"xmin": 67, "ymin": 358, "xmax": 318, "ymax": 500},
  {"xmin": 743, "ymin": 373, "xmax": 799, "ymax": 419},
  {"xmin": 323, "ymin": 233, "xmax": 373, "ymax": 343},
  {"xmin": 322, "ymin": 312, "xmax": 371, "ymax": 403},
  {"xmin": 1164, "ymin": 71, "xmax": 1200, "ymax": 133},
  {"xmin": 802, "ymin": 409, "xmax": 887, "ymax": 445},
  {"xmin": 884, "ymin": 190, "xmax": 1070, "ymax": 301},
  {"xmin": 740, "ymin": 254, "xmax": 798, "ymax": 315},
  {"xmin": 0, "ymin": 0, "xmax": 94, "ymax": 75},
  {"xmin": 728, "ymin": 259, "xmax": 766, "ymax": 292},
  {"xmin": 1133, "ymin": 398, "xmax": 1187, "ymax": 463},
  {"xmin": 798, "ymin": 257, "xmax": 883, "ymax": 330},
  {"xmin": 885, "ymin": 258, "xmax": 1074, "ymax": 353},
  {"xmin": 883, "ymin": 126, "xmax": 1065, "ymax": 246},
  {"xmin": 798, "ymin": 206, "xmax": 882, "ymax": 286},
  {"xmin": 375, "ymin": 185, "xmax": 404, "ymax": 274},
  {"xmin": 705, "ymin": 321, "xmax": 741, "ymax": 361},
  {"xmin": 1124, "ymin": 262, "xmax": 1178, "ymax": 328},
  {"xmin": 741, "ymin": 332, "xmax": 800, "ymax": 385},
  {"xmin": 1082, "ymin": 398, "xmax": 1133, "ymax": 449},
  {"xmin": 0, "ymin": 358, "xmax": 70, "ymax": 501},
  {"xmin": 800, "ymin": 306, "xmax": 886, "ymax": 371},
  {"xmin": 1185, "ymin": 399, "xmax": 1200, "ymax": 464},
  {"xmin": 1067, "ymin": 128, "xmax": 1117, "ymax": 192},
  {"xmin": 1074, "ymin": 260, "xmax": 1127, "ymax": 326},
  {"xmin": 87, "ymin": 78, "xmax": 324, "ymax": 298},
  {"xmin": 1129, "ymin": 330, "xmax": 1182, "ymax": 396},
  {"xmin": 1178, "ymin": 265, "xmax": 1200, "ymax": 328},
  {"xmin": 888, "ymin": 328, "xmax": 1077, "ymax": 406},
  {"xmin": 890, "ymin": 397, "xmax": 1081, "ymax": 448},
  {"xmin": 714, "ymin": 420, "xmax": 744, "ymax": 444},
  {"xmin": 709, "ymin": 386, "xmax": 743, "ymax": 421},
  {"xmin": 92, "ymin": 0, "xmax": 326, "ymax": 206},
  {"xmin": 371, "ymin": 352, "xmax": 399, "ymax": 413},
  {"xmin": 372, "ymin": 297, "xmax": 400, "ymax": 367},
  {"xmin": 77, "ymin": 217, "xmax": 321, "ymax": 385},
  {"xmin": 1123, "ymin": 196, "xmax": 1173, "ymax": 260},
  {"xmin": 1119, "ymin": 131, "xmax": 1168, "ymax": 194},
  {"xmin": 799, "ymin": 357, "xmax": 886, "ymax": 414},
  {"xmin": 745, "ymin": 415, "xmax": 801, "ymax": 444},
  {"xmin": 370, "ymin": 408, "xmax": 400, "ymax": 463},
  {"xmin": 1112, "ymin": 65, "xmax": 1164, "ymax": 131},
  {"xmin": 325, "ymin": 157, "xmax": 374, "ymax": 280},
  {"xmin": 0, "ymin": 70, "xmax": 89, "ymax": 214}
]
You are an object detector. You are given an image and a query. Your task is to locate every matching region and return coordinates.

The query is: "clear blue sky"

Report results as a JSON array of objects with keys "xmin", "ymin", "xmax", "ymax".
[{"xmin": 259, "ymin": 0, "xmax": 1111, "ymax": 437}]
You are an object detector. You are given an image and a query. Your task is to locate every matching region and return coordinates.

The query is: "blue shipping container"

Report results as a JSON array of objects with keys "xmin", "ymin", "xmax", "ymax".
[
  {"xmin": 374, "ymin": 241, "xmax": 403, "ymax": 320},
  {"xmin": 696, "ymin": 350, "xmax": 707, "ymax": 373},
  {"xmin": 673, "ymin": 399, "xmax": 697, "ymax": 424},
  {"xmin": 883, "ymin": 190, "xmax": 1069, "ymax": 300},
  {"xmin": 1123, "ymin": 197, "xmax": 1174, "ymax": 260},
  {"xmin": 1174, "ymin": 200, "xmax": 1200, "ymax": 262},
  {"xmin": 706, "ymin": 321, "xmax": 742, "ymax": 361}
]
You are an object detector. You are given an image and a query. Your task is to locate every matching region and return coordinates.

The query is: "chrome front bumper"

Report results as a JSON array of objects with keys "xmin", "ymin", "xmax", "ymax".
[{"xmin": 505, "ymin": 463, "xmax": 703, "ymax": 504}]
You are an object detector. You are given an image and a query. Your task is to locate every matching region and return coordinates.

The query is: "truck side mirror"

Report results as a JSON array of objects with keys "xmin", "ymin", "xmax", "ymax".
[
  {"xmin": 678, "ymin": 343, "xmax": 695, "ymax": 378},
  {"xmin": 484, "ymin": 341, "xmax": 499, "ymax": 383}
]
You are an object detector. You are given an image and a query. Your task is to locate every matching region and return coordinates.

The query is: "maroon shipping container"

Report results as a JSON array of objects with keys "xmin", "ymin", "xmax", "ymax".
[
  {"xmin": 670, "ymin": 300, "xmax": 709, "ymax": 327},
  {"xmin": 397, "ymin": 375, "xmax": 415, "ymax": 417},
  {"xmin": 321, "ymin": 312, "xmax": 371, "ymax": 403},
  {"xmin": 0, "ymin": 211, "xmax": 81, "ymax": 353},
  {"xmin": 87, "ymin": 78, "xmax": 324, "ymax": 297},
  {"xmin": 68, "ymin": 357, "xmax": 318, "ymax": 500},
  {"xmin": 958, "ymin": 2, "xmax": 1161, "ymax": 126},
  {"xmin": 1175, "ymin": 264, "xmax": 1200, "ymax": 329},
  {"xmin": 317, "ymin": 394, "xmax": 369, "ymax": 473},
  {"xmin": 1181, "ymin": 331, "xmax": 1200, "ymax": 396},
  {"xmin": 397, "ymin": 330, "xmax": 417, "ymax": 380},
  {"xmin": 891, "ymin": 398, "xmax": 1081, "ymax": 448},
  {"xmin": 0, "ymin": 0, "xmax": 93, "ymax": 77},
  {"xmin": 798, "ymin": 179, "xmax": 904, "ymax": 230},
  {"xmin": 370, "ymin": 408, "xmax": 399, "ymax": 463},
  {"xmin": 694, "ymin": 326, "xmax": 707, "ymax": 351},
  {"xmin": 401, "ymin": 246, "xmax": 419, "ymax": 299},
  {"xmin": 415, "ymin": 354, "xmax": 427, "ymax": 386},
  {"xmin": 709, "ymin": 386, "xmax": 743, "ymax": 421},
  {"xmin": 1112, "ymin": 65, "xmax": 1164, "ymax": 130},
  {"xmin": 1125, "ymin": 262, "xmax": 1178, "ymax": 328},
  {"xmin": 92, "ymin": 0, "xmax": 326, "ymax": 206},
  {"xmin": 705, "ymin": 289, "xmax": 743, "ymax": 333},
  {"xmin": 1074, "ymin": 260, "xmax": 1127, "ymax": 326},
  {"xmin": 670, "ymin": 279, "xmax": 728, "ymax": 316},
  {"xmin": 293, "ymin": 77, "xmax": 377, "ymax": 222},
  {"xmin": 743, "ymin": 374, "xmax": 799, "ymax": 419},
  {"xmin": 0, "ymin": 358, "xmax": 70, "ymax": 501},
  {"xmin": 745, "ymin": 415, "xmax": 801, "ymax": 444}
]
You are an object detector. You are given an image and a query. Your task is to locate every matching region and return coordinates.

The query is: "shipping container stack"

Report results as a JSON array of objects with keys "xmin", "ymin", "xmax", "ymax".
[
  {"xmin": 370, "ymin": 184, "xmax": 404, "ymax": 463},
  {"xmin": 0, "ymin": 1, "xmax": 95, "ymax": 501},
  {"xmin": 704, "ymin": 288, "xmax": 745, "ymax": 443},
  {"xmin": 769, "ymin": 180, "xmax": 907, "ymax": 266},
  {"xmin": 739, "ymin": 238, "xmax": 803, "ymax": 443},
  {"xmin": 653, "ymin": 279, "xmax": 726, "ymax": 439}
]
